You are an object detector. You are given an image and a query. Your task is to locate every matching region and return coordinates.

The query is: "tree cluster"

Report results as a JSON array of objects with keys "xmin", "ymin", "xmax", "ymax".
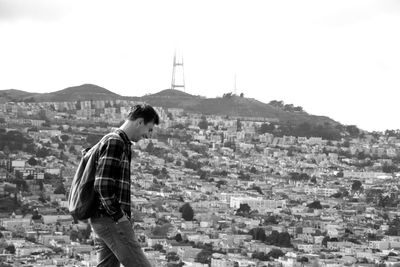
[
  {"xmin": 288, "ymin": 172, "xmax": 311, "ymax": 182},
  {"xmin": 252, "ymin": 248, "xmax": 285, "ymax": 261},
  {"xmin": 222, "ymin": 92, "xmax": 234, "ymax": 99},
  {"xmin": 258, "ymin": 122, "xmax": 341, "ymax": 140},
  {"xmin": 0, "ymin": 130, "xmax": 35, "ymax": 154},
  {"xmin": 268, "ymin": 100, "xmax": 304, "ymax": 113}
]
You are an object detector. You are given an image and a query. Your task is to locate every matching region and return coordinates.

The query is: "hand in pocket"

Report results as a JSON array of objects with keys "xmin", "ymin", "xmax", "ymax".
[{"xmin": 117, "ymin": 215, "xmax": 129, "ymax": 223}]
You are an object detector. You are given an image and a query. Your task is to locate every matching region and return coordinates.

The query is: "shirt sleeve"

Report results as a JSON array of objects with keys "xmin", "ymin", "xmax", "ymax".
[{"xmin": 94, "ymin": 137, "xmax": 124, "ymax": 219}]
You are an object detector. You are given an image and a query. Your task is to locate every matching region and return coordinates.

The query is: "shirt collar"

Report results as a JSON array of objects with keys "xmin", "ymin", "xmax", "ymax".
[{"xmin": 114, "ymin": 129, "xmax": 132, "ymax": 147}]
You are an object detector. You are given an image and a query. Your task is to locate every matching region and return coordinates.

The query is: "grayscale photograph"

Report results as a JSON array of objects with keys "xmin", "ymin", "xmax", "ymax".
[{"xmin": 1, "ymin": 0, "xmax": 400, "ymax": 266}]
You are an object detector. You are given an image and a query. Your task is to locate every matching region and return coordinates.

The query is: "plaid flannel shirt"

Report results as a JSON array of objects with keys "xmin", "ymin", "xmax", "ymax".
[{"xmin": 94, "ymin": 129, "xmax": 132, "ymax": 220}]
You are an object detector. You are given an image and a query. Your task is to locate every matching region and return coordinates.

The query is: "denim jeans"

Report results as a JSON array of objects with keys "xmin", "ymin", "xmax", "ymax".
[{"xmin": 90, "ymin": 216, "xmax": 152, "ymax": 267}]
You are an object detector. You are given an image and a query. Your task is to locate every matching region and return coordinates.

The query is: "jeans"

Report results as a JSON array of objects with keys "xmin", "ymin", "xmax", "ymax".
[{"xmin": 89, "ymin": 216, "xmax": 152, "ymax": 267}]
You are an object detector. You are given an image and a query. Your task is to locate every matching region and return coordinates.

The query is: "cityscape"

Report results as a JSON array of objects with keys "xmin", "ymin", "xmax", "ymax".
[{"xmin": 1, "ymin": 88, "xmax": 400, "ymax": 267}]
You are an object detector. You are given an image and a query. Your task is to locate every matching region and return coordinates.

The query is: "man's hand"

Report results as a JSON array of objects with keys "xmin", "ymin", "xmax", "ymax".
[{"xmin": 117, "ymin": 215, "xmax": 129, "ymax": 223}]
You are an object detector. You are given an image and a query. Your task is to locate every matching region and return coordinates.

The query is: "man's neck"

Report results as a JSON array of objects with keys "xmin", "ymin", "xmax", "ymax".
[{"xmin": 119, "ymin": 120, "xmax": 136, "ymax": 141}]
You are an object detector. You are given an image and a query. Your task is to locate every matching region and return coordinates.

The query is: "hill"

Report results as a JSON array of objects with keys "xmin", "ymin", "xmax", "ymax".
[
  {"xmin": 143, "ymin": 92, "xmax": 338, "ymax": 126},
  {"xmin": 0, "ymin": 89, "xmax": 36, "ymax": 103},
  {"xmin": 29, "ymin": 84, "xmax": 121, "ymax": 102},
  {"xmin": 0, "ymin": 85, "xmax": 339, "ymax": 127}
]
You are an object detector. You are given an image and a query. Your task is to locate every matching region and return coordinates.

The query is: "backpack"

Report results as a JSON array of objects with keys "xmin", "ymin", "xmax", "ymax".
[
  {"xmin": 68, "ymin": 142, "xmax": 101, "ymax": 221},
  {"xmin": 68, "ymin": 131, "xmax": 129, "ymax": 221}
]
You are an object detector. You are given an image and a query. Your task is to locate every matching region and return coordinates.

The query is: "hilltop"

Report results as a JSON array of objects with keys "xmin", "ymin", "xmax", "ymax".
[{"xmin": 143, "ymin": 91, "xmax": 338, "ymax": 126}]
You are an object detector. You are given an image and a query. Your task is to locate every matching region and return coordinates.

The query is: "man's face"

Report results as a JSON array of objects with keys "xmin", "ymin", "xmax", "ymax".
[{"xmin": 133, "ymin": 120, "xmax": 155, "ymax": 142}]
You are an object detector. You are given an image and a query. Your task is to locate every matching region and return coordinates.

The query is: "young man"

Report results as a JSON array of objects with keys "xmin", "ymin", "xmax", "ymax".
[{"xmin": 90, "ymin": 104, "xmax": 159, "ymax": 267}]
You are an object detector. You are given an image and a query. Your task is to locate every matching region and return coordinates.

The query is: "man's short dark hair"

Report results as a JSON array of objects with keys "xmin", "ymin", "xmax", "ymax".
[{"xmin": 126, "ymin": 104, "xmax": 160, "ymax": 125}]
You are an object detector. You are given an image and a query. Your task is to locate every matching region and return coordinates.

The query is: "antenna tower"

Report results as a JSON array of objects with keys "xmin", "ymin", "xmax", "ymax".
[
  {"xmin": 171, "ymin": 52, "xmax": 186, "ymax": 92},
  {"xmin": 234, "ymin": 74, "xmax": 237, "ymax": 95}
]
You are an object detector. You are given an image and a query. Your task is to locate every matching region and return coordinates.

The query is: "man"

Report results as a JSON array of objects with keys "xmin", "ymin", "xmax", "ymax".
[{"xmin": 90, "ymin": 104, "xmax": 159, "ymax": 267}]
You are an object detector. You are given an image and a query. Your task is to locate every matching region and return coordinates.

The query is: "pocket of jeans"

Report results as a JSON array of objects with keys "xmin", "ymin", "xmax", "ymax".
[
  {"xmin": 117, "ymin": 222, "xmax": 141, "ymax": 248},
  {"xmin": 90, "ymin": 217, "xmax": 112, "ymax": 237}
]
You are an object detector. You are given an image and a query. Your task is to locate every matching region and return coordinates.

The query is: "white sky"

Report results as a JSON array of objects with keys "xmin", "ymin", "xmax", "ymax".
[{"xmin": 0, "ymin": 0, "xmax": 399, "ymax": 132}]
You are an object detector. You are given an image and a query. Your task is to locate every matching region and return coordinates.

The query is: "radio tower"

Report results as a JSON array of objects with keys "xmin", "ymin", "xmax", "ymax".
[
  {"xmin": 171, "ymin": 52, "xmax": 186, "ymax": 92},
  {"xmin": 234, "ymin": 74, "xmax": 237, "ymax": 95}
]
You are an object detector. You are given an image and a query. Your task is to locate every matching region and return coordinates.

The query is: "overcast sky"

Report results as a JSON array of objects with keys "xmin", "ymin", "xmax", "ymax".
[{"xmin": 0, "ymin": 0, "xmax": 399, "ymax": 132}]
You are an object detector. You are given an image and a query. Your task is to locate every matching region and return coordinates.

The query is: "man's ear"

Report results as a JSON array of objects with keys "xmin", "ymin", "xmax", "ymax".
[{"xmin": 137, "ymin": 118, "xmax": 144, "ymax": 125}]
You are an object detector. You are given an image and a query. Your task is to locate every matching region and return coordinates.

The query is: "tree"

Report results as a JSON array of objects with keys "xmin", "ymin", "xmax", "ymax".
[
  {"xmin": 250, "ymin": 166, "xmax": 257, "ymax": 174},
  {"xmin": 13, "ymin": 178, "xmax": 29, "ymax": 192},
  {"xmin": 184, "ymin": 160, "xmax": 201, "ymax": 171},
  {"xmin": 5, "ymin": 244, "xmax": 15, "ymax": 254},
  {"xmin": 351, "ymin": 180, "xmax": 363, "ymax": 192},
  {"xmin": 161, "ymin": 167, "xmax": 168, "ymax": 177},
  {"xmin": 259, "ymin": 123, "xmax": 275, "ymax": 134},
  {"xmin": 249, "ymin": 228, "xmax": 267, "ymax": 242},
  {"xmin": 298, "ymin": 256, "xmax": 309, "ymax": 263},
  {"xmin": 25, "ymin": 236, "xmax": 36, "ymax": 243},
  {"xmin": 152, "ymin": 168, "xmax": 160, "ymax": 176},
  {"xmin": 252, "ymin": 252, "xmax": 270, "ymax": 261},
  {"xmin": 293, "ymin": 106, "xmax": 304, "ymax": 112},
  {"xmin": 236, "ymin": 203, "xmax": 251, "ymax": 215},
  {"xmin": 60, "ymin": 134, "xmax": 70, "ymax": 142},
  {"xmin": 53, "ymin": 247, "xmax": 63, "ymax": 253},
  {"xmin": 252, "ymin": 185, "xmax": 263, "ymax": 195},
  {"xmin": 36, "ymin": 147, "xmax": 50, "ymax": 158},
  {"xmin": 277, "ymin": 232, "xmax": 292, "ymax": 247},
  {"xmin": 215, "ymin": 180, "xmax": 227, "ymax": 188},
  {"xmin": 31, "ymin": 209, "xmax": 43, "ymax": 221},
  {"xmin": 195, "ymin": 249, "xmax": 212, "ymax": 265},
  {"xmin": 70, "ymin": 230, "xmax": 79, "ymax": 242},
  {"xmin": 336, "ymin": 171, "xmax": 344, "ymax": 177},
  {"xmin": 69, "ymin": 145, "xmax": 77, "ymax": 154},
  {"xmin": 27, "ymin": 157, "xmax": 37, "ymax": 166},
  {"xmin": 263, "ymin": 215, "xmax": 278, "ymax": 225},
  {"xmin": 238, "ymin": 171, "xmax": 250, "ymax": 181},
  {"xmin": 179, "ymin": 203, "xmax": 194, "ymax": 221},
  {"xmin": 152, "ymin": 223, "xmax": 173, "ymax": 237},
  {"xmin": 222, "ymin": 92, "xmax": 233, "ymax": 99},
  {"xmin": 284, "ymin": 104, "xmax": 295, "ymax": 112},
  {"xmin": 265, "ymin": 230, "xmax": 292, "ymax": 247},
  {"xmin": 199, "ymin": 170, "xmax": 208, "ymax": 180},
  {"xmin": 307, "ymin": 200, "xmax": 322, "ymax": 209},
  {"xmin": 267, "ymin": 248, "xmax": 284, "ymax": 259},
  {"xmin": 269, "ymin": 100, "xmax": 284, "ymax": 108},
  {"xmin": 152, "ymin": 243, "xmax": 164, "ymax": 252},
  {"xmin": 146, "ymin": 142, "xmax": 154, "ymax": 153},
  {"xmin": 174, "ymin": 233, "xmax": 183, "ymax": 242},
  {"xmin": 198, "ymin": 119, "xmax": 208, "ymax": 130},
  {"xmin": 236, "ymin": 119, "xmax": 242, "ymax": 132},
  {"xmin": 330, "ymin": 192, "xmax": 342, "ymax": 199},
  {"xmin": 322, "ymin": 236, "xmax": 329, "ymax": 247},
  {"xmin": 386, "ymin": 217, "xmax": 400, "ymax": 236},
  {"xmin": 166, "ymin": 252, "xmax": 180, "ymax": 262},
  {"xmin": 54, "ymin": 184, "xmax": 66, "ymax": 195},
  {"xmin": 346, "ymin": 125, "xmax": 360, "ymax": 137},
  {"xmin": 382, "ymin": 164, "xmax": 398, "ymax": 173}
]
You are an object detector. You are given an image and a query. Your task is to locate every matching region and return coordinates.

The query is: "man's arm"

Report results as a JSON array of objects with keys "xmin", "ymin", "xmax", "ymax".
[{"xmin": 94, "ymin": 137, "xmax": 125, "ymax": 221}]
